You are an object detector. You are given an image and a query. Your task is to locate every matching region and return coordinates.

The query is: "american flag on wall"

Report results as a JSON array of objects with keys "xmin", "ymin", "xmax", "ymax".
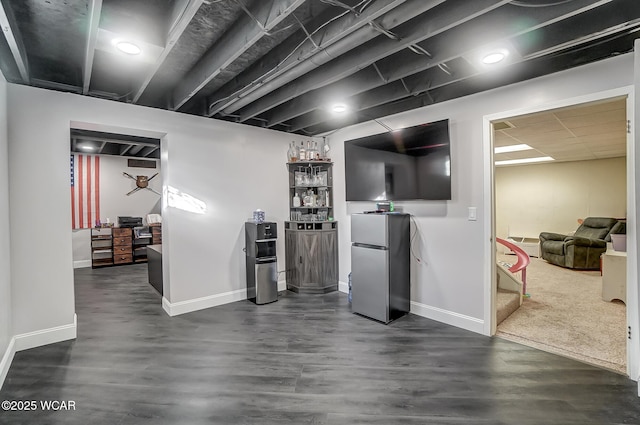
[{"xmin": 70, "ymin": 154, "xmax": 101, "ymax": 229}]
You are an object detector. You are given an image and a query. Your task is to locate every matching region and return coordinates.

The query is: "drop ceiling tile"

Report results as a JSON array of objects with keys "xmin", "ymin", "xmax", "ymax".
[
  {"xmin": 554, "ymin": 98, "xmax": 626, "ymax": 118},
  {"xmin": 570, "ymin": 123, "xmax": 627, "ymax": 137},
  {"xmin": 559, "ymin": 110, "xmax": 626, "ymax": 129}
]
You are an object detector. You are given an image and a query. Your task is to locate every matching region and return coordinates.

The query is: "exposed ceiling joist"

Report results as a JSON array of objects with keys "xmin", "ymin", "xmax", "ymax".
[
  {"xmin": 97, "ymin": 140, "xmax": 107, "ymax": 154},
  {"xmin": 82, "ymin": 0, "xmax": 102, "ymax": 94},
  {"xmin": 171, "ymin": 0, "xmax": 306, "ymax": 111},
  {"xmin": 1, "ymin": 0, "xmax": 638, "ymax": 143},
  {"xmin": 207, "ymin": 0, "xmax": 412, "ymax": 117},
  {"xmin": 222, "ymin": 0, "xmax": 449, "ymax": 119},
  {"xmin": 0, "ymin": 0, "xmax": 28, "ymax": 82},
  {"xmin": 32, "ymin": 78, "xmax": 82, "ymax": 94},
  {"xmin": 286, "ymin": 0, "xmax": 625, "ymax": 131},
  {"xmin": 119, "ymin": 144, "xmax": 134, "ymax": 156},
  {"xmin": 140, "ymin": 146, "xmax": 159, "ymax": 157},
  {"xmin": 132, "ymin": 0, "xmax": 204, "ymax": 103},
  {"xmin": 235, "ymin": 0, "xmax": 511, "ymax": 122}
]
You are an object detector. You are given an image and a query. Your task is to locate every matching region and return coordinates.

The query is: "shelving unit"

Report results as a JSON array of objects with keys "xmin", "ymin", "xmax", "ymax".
[
  {"xmin": 285, "ymin": 160, "xmax": 338, "ymax": 294},
  {"xmin": 91, "ymin": 228, "xmax": 113, "ymax": 268},
  {"xmin": 287, "ymin": 161, "xmax": 333, "ymax": 223},
  {"xmin": 133, "ymin": 227, "xmax": 153, "ymax": 263}
]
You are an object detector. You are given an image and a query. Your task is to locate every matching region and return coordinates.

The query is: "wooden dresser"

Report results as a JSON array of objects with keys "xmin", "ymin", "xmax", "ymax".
[
  {"xmin": 91, "ymin": 224, "xmax": 161, "ymax": 268},
  {"xmin": 112, "ymin": 228, "xmax": 133, "ymax": 265}
]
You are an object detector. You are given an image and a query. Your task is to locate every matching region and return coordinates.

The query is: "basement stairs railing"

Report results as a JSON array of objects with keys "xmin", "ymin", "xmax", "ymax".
[{"xmin": 496, "ymin": 237, "xmax": 531, "ymax": 325}]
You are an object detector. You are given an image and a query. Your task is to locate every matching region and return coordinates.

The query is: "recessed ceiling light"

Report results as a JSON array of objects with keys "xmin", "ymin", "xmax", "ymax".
[
  {"xmin": 79, "ymin": 144, "xmax": 95, "ymax": 151},
  {"xmin": 495, "ymin": 156, "xmax": 554, "ymax": 166},
  {"xmin": 482, "ymin": 50, "xmax": 508, "ymax": 64},
  {"xmin": 331, "ymin": 103, "xmax": 348, "ymax": 113},
  {"xmin": 494, "ymin": 144, "xmax": 533, "ymax": 154},
  {"xmin": 114, "ymin": 40, "xmax": 141, "ymax": 55}
]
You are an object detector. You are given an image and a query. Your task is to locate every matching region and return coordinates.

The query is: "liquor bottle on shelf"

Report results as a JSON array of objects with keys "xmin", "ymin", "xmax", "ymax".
[
  {"xmin": 288, "ymin": 141, "xmax": 298, "ymax": 162},
  {"xmin": 303, "ymin": 190, "xmax": 313, "ymax": 207},
  {"xmin": 293, "ymin": 192, "xmax": 301, "ymax": 207},
  {"xmin": 299, "ymin": 141, "xmax": 306, "ymax": 162},
  {"xmin": 308, "ymin": 141, "xmax": 314, "ymax": 161}
]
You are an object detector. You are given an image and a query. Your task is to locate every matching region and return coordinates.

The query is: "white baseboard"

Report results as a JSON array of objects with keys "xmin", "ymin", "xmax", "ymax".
[
  {"xmin": 278, "ymin": 280, "xmax": 287, "ymax": 292},
  {"xmin": 338, "ymin": 280, "xmax": 348, "ymax": 294},
  {"xmin": 0, "ymin": 337, "xmax": 16, "ymax": 390},
  {"xmin": 410, "ymin": 301, "xmax": 484, "ymax": 334},
  {"xmin": 1, "ymin": 314, "xmax": 78, "ymax": 389},
  {"xmin": 162, "ymin": 289, "xmax": 246, "ymax": 316},
  {"xmin": 13, "ymin": 314, "xmax": 78, "ymax": 352},
  {"xmin": 73, "ymin": 260, "xmax": 91, "ymax": 269}
]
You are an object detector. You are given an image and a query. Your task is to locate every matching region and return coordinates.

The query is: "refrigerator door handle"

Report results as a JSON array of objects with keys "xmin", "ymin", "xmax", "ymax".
[
  {"xmin": 255, "ymin": 256, "xmax": 277, "ymax": 263},
  {"xmin": 352, "ymin": 242, "xmax": 388, "ymax": 250}
]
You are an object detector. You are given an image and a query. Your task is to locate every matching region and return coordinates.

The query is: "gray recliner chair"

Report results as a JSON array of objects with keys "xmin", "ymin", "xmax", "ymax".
[{"xmin": 539, "ymin": 217, "xmax": 624, "ymax": 270}]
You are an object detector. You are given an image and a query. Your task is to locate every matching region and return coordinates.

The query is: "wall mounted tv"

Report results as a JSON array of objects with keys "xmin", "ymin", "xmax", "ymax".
[{"xmin": 344, "ymin": 119, "xmax": 452, "ymax": 201}]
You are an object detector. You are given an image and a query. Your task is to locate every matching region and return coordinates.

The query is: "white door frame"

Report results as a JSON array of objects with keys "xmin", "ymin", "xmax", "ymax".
[{"xmin": 481, "ymin": 85, "xmax": 638, "ymax": 381}]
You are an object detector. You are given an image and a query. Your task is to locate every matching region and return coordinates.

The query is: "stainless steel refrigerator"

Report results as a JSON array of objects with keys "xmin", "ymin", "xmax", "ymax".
[{"xmin": 351, "ymin": 213, "xmax": 410, "ymax": 323}]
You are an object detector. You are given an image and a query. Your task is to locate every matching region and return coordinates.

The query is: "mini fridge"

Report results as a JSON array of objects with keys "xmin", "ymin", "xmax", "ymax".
[
  {"xmin": 245, "ymin": 221, "xmax": 278, "ymax": 304},
  {"xmin": 351, "ymin": 213, "xmax": 410, "ymax": 323}
]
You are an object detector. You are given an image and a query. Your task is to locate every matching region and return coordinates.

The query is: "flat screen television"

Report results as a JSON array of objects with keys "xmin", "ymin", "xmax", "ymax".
[{"xmin": 344, "ymin": 119, "xmax": 451, "ymax": 201}]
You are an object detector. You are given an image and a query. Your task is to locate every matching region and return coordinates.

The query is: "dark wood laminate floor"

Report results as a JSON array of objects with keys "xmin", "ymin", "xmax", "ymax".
[{"xmin": 1, "ymin": 264, "xmax": 639, "ymax": 424}]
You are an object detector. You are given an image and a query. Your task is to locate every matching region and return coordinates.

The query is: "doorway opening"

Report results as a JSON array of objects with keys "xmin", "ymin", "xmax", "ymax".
[
  {"xmin": 69, "ymin": 124, "xmax": 165, "ymax": 295},
  {"xmin": 487, "ymin": 92, "xmax": 636, "ymax": 377}
]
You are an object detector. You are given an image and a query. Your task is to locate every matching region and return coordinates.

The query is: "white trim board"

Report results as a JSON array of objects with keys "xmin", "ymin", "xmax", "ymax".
[
  {"xmin": 338, "ymin": 280, "xmax": 348, "ymax": 294},
  {"xmin": 410, "ymin": 301, "xmax": 485, "ymax": 334},
  {"xmin": 73, "ymin": 260, "xmax": 91, "ymax": 269},
  {"xmin": 13, "ymin": 314, "xmax": 77, "ymax": 352},
  {"xmin": 162, "ymin": 289, "xmax": 246, "ymax": 316},
  {"xmin": 1, "ymin": 315, "xmax": 78, "ymax": 389},
  {"xmin": 162, "ymin": 282, "xmax": 292, "ymax": 317},
  {"xmin": 0, "ymin": 338, "xmax": 16, "ymax": 390}
]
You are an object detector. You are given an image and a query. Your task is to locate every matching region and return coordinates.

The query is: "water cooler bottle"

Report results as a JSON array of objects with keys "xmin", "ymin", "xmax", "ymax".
[{"xmin": 245, "ymin": 221, "xmax": 278, "ymax": 304}]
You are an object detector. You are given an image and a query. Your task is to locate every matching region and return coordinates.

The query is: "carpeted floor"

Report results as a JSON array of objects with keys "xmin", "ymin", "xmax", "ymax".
[{"xmin": 496, "ymin": 254, "xmax": 627, "ymax": 374}]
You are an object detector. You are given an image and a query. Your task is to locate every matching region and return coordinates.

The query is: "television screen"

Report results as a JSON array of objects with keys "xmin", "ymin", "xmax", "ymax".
[{"xmin": 344, "ymin": 119, "xmax": 451, "ymax": 201}]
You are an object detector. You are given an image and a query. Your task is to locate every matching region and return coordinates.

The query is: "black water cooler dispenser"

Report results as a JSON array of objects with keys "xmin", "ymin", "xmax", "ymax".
[{"xmin": 245, "ymin": 222, "xmax": 278, "ymax": 304}]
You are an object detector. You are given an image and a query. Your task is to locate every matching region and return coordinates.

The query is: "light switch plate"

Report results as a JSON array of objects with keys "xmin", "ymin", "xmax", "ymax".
[{"xmin": 468, "ymin": 207, "xmax": 477, "ymax": 221}]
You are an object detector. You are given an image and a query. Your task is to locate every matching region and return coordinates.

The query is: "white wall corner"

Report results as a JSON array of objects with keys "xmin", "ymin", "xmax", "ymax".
[
  {"xmin": 162, "ymin": 289, "xmax": 246, "ymax": 317},
  {"xmin": 0, "ymin": 337, "xmax": 16, "ymax": 390},
  {"xmin": 410, "ymin": 301, "xmax": 485, "ymax": 334},
  {"xmin": 278, "ymin": 280, "xmax": 287, "ymax": 292},
  {"xmin": 13, "ymin": 314, "xmax": 77, "ymax": 352},
  {"xmin": 338, "ymin": 280, "xmax": 348, "ymax": 294}
]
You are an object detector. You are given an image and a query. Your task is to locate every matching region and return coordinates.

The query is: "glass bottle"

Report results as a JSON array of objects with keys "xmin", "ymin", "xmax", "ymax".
[
  {"xmin": 288, "ymin": 141, "xmax": 297, "ymax": 162},
  {"xmin": 299, "ymin": 141, "xmax": 306, "ymax": 162},
  {"xmin": 303, "ymin": 190, "xmax": 313, "ymax": 207}
]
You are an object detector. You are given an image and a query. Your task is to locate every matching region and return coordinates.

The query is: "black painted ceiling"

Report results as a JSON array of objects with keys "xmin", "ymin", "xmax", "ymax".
[{"xmin": 0, "ymin": 0, "xmax": 638, "ymax": 136}]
